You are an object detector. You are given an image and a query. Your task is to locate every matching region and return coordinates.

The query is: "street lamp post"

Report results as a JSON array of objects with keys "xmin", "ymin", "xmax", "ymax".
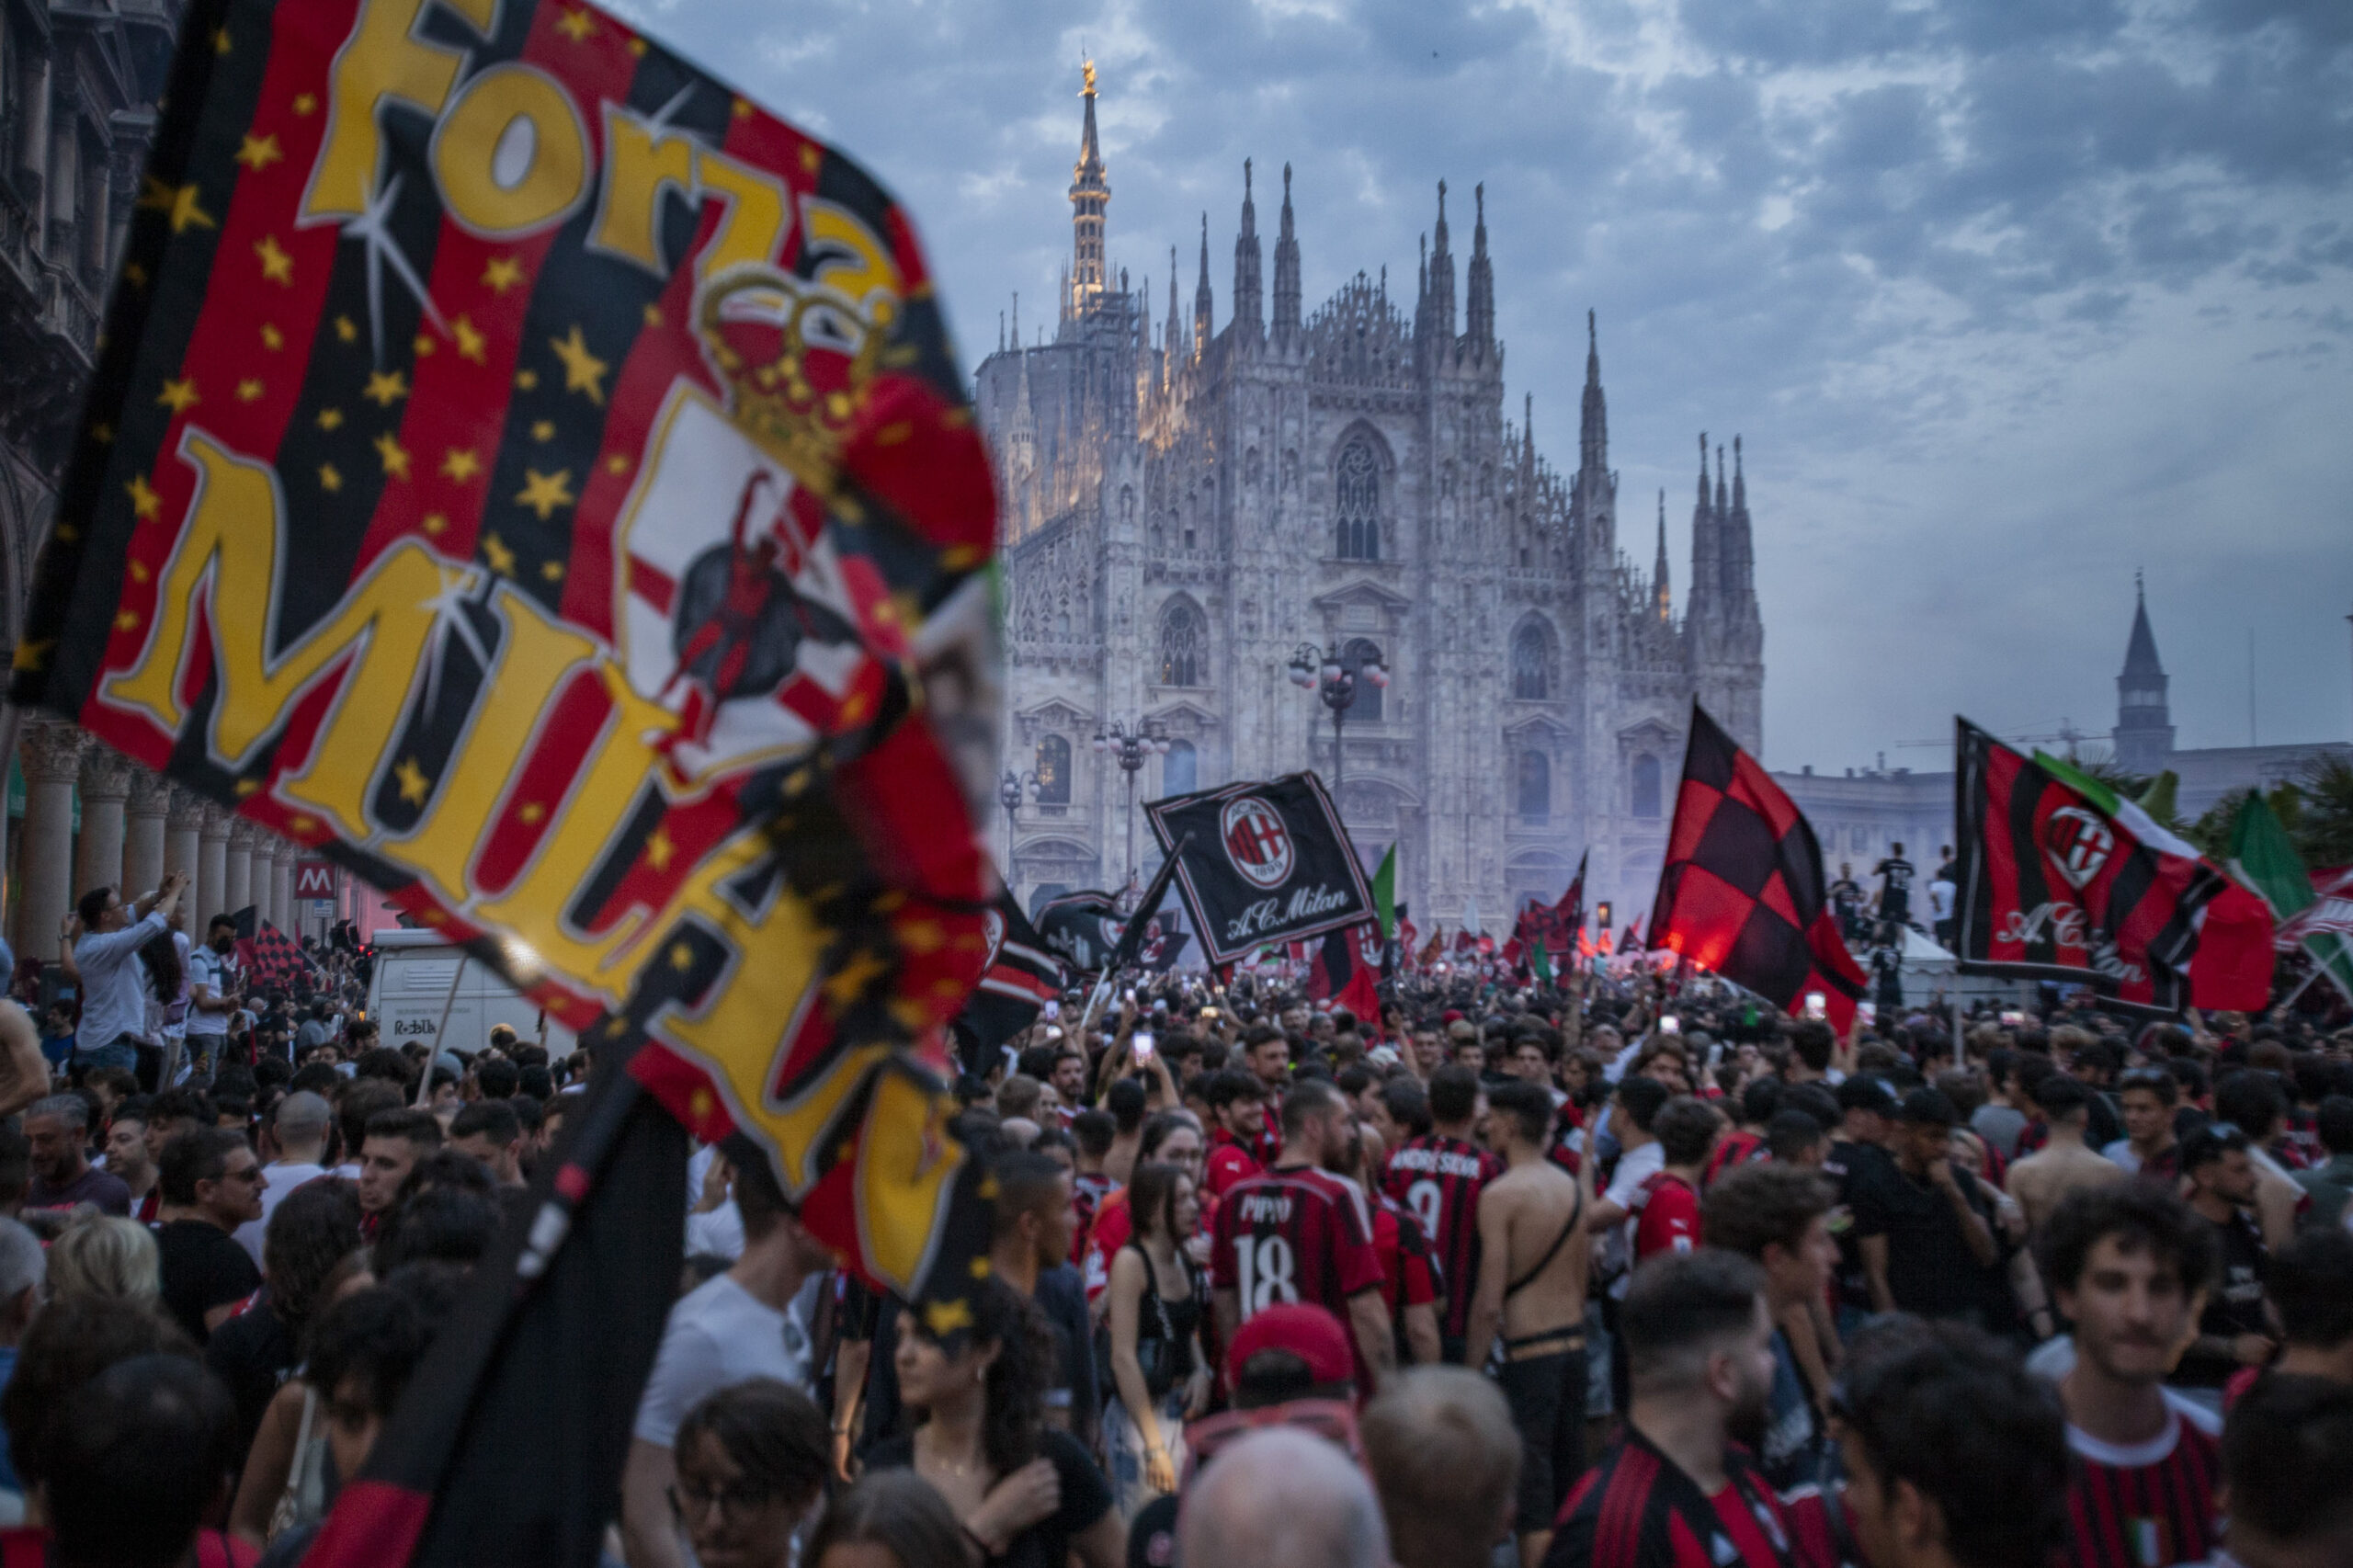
[
  {"xmin": 1287, "ymin": 642, "xmax": 1388, "ymax": 792},
  {"xmin": 997, "ymin": 767, "xmax": 1039, "ymax": 873},
  {"xmin": 1093, "ymin": 720, "xmax": 1168, "ymax": 892}
]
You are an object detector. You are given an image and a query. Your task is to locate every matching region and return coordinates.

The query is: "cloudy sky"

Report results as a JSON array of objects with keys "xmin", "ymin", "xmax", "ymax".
[{"xmin": 619, "ymin": 0, "xmax": 2353, "ymax": 773}]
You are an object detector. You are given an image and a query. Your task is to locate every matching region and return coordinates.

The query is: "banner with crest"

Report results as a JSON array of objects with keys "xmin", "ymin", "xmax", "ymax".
[
  {"xmin": 14, "ymin": 0, "xmax": 1001, "ymax": 1317},
  {"xmin": 1144, "ymin": 773, "xmax": 1374, "ymax": 969}
]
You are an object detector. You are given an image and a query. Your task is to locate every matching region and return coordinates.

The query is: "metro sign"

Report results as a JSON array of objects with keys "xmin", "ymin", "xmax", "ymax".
[{"xmin": 293, "ymin": 861, "xmax": 335, "ymax": 900}]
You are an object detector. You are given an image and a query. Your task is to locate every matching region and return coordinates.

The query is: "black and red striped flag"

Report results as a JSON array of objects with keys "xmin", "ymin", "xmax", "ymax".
[
  {"xmin": 954, "ymin": 884, "xmax": 1064, "ymax": 1071},
  {"xmin": 1306, "ymin": 919, "xmax": 1382, "ymax": 1021},
  {"xmin": 13, "ymin": 0, "xmax": 1005, "ymax": 1562},
  {"xmin": 1648, "ymin": 703, "xmax": 1866, "ymax": 1029},
  {"xmin": 232, "ymin": 904, "xmax": 310, "ymax": 991}
]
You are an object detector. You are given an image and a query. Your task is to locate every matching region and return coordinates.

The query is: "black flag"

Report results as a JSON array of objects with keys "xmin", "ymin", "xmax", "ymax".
[
  {"xmin": 954, "ymin": 887, "xmax": 1065, "ymax": 1068},
  {"xmin": 1036, "ymin": 890, "xmax": 1125, "ymax": 973},
  {"xmin": 1144, "ymin": 775, "xmax": 1376, "ymax": 970}
]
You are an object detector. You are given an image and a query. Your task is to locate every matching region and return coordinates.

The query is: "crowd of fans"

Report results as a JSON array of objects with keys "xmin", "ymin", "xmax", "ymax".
[{"xmin": 0, "ymin": 869, "xmax": 2349, "ymax": 1568}]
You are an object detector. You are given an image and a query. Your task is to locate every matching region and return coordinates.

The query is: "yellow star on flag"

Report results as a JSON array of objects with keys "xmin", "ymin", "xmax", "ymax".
[
  {"xmin": 236, "ymin": 378, "xmax": 265, "ymax": 403},
  {"xmin": 605, "ymin": 451, "xmax": 631, "ymax": 475},
  {"xmin": 292, "ymin": 93, "xmax": 316, "ymax": 115},
  {"xmin": 234, "ymin": 133, "xmax": 282, "ymax": 171},
  {"xmin": 440, "ymin": 448, "xmax": 481, "ymax": 482},
  {"xmin": 482, "ymin": 532, "xmax": 517, "ymax": 575},
  {"xmin": 540, "ymin": 560, "xmax": 564, "ymax": 582},
  {"xmin": 317, "ymin": 407, "xmax": 344, "ymax": 431},
  {"xmin": 254, "ymin": 235, "xmax": 294, "ymax": 284},
  {"xmin": 335, "ymin": 315, "xmax": 358, "ymax": 342},
  {"xmin": 452, "ymin": 313, "xmax": 487, "ymax": 363},
  {"xmin": 922, "ymin": 1298, "xmax": 974, "ymax": 1336},
  {"xmin": 422, "ymin": 512, "xmax": 448, "ymax": 536},
  {"xmin": 556, "ymin": 6, "xmax": 597, "ymax": 41},
  {"xmin": 514, "ymin": 469, "xmax": 575, "ymax": 520},
  {"xmin": 645, "ymin": 828, "xmax": 675, "ymax": 870},
  {"xmin": 319, "ymin": 463, "xmax": 343, "ymax": 493},
  {"xmin": 362, "ymin": 369, "xmax": 409, "ymax": 407},
  {"xmin": 139, "ymin": 177, "xmax": 215, "ymax": 233},
  {"xmin": 548, "ymin": 324, "xmax": 608, "ymax": 404},
  {"xmin": 515, "ymin": 369, "xmax": 539, "ymax": 390},
  {"xmin": 642, "ymin": 303, "xmax": 664, "ymax": 327},
  {"xmin": 212, "ymin": 26, "xmax": 230, "ymax": 53},
  {"xmin": 483, "ymin": 255, "xmax": 525, "ymax": 294},
  {"xmin": 393, "ymin": 757, "xmax": 432, "ymax": 806},
  {"xmin": 126, "ymin": 475, "xmax": 161, "ymax": 520},
  {"xmin": 668, "ymin": 942, "xmax": 694, "ymax": 971},
  {"xmin": 517, "ymin": 801, "xmax": 546, "ymax": 824},
  {"xmin": 156, "ymin": 377, "xmax": 199, "ymax": 413},
  {"xmin": 530, "ymin": 419, "xmax": 554, "ymax": 442},
  {"xmin": 373, "ymin": 432, "xmax": 411, "ymax": 480},
  {"xmin": 260, "ymin": 323, "xmax": 284, "ymax": 351}
]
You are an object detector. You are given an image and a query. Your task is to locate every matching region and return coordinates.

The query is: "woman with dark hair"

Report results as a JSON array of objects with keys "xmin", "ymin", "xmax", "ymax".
[
  {"xmin": 140, "ymin": 921, "xmax": 188, "ymax": 1087},
  {"xmin": 869, "ymin": 1277, "xmax": 1120, "ymax": 1568},
  {"xmin": 806, "ymin": 1470, "xmax": 967, "ymax": 1568},
  {"xmin": 665, "ymin": 1378, "xmax": 831, "ymax": 1568},
  {"xmin": 1101, "ymin": 1160, "xmax": 1208, "ymax": 1516}
]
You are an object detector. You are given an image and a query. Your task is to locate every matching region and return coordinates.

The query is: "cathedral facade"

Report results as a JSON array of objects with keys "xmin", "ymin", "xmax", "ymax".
[{"xmin": 982, "ymin": 72, "xmax": 1766, "ymax": 934}]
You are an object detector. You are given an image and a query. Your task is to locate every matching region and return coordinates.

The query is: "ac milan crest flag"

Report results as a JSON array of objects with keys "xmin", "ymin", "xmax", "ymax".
[
  {"xmin": 1955, "ymin": 721, "xmax": 2269, "ymax": 1012},
  {"xmin": 1037, "ymin": 890, "xmax": 1125, "ymax": 974},
  {"xmin": 233, "ymin": 905, "xmax": 310, "ymax": 991},
  {"xmin": 17, "ymin": 1, "xmax": 1008, "ymax": 1562},
  {"xmin": 955, "ymin": 885, "xmax": 1065, "ymax": 1067},
  {"xmin": 1144, "ymin": 773, "xmax": 1375, "ymax": 970},
  {"xmin": 1649, "ymin": 703, "xmax": 1867, "ymax": 1029}
]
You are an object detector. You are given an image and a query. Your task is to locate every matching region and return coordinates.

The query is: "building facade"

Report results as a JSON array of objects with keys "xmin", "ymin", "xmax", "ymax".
[
  {"xmin": 0, "ymin": 1, "xmax": 347, "ymax": 955},
  {"xmin": 984, "ymin": 72, "xmax": 1768, "ymax": 931}
]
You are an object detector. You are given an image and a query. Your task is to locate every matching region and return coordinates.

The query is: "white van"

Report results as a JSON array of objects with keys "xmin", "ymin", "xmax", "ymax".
[{"xmin": 364, "ymin": 929, "xmax": 578, "ymax": 1058}]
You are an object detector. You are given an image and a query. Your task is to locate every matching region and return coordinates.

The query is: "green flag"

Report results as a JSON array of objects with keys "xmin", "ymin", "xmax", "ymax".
[
  {"xmin": 2230, "ymin": 793, "xmax": 2353, "ymax": 1006},
  {"xmin": 1372, "ymin": 845, "xmax": 1397, "ymax": 941},
  {"xmin": 1530, "ymin": 931, "xmax": 1553, "ymax": 983}
]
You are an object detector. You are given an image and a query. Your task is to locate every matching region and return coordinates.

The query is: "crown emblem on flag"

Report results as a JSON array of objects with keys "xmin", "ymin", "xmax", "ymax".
[{"xmin": 697, "ymin": 268, "xmax": 891, "ymax": 512}]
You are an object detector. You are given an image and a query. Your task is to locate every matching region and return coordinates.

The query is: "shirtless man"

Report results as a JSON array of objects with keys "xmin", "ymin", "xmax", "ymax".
[
  {"xmin": 1467, "ymin": 1077, "xmax": 1592, "ymax": 1568},
  {"xmin": 2007, "ymin": 1074, "xmax": 2122, "ymax": 1234}
]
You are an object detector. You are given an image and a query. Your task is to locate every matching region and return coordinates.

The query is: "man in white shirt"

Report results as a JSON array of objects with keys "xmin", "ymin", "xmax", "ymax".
[
  {"xmin": 63, "ymin": 872, "xmax": 188, "ymax": 1081},
  {"xmin": 183, "ymin": 914, "xmax": 241, "ymax": 1082},
  {"xmin": 234, "ymin": 1090, "xmax": 332, "ymax": 1265},
  {"xmin": 620, "ymin": 1151, "xmax": 831, "ymax": 1568}
]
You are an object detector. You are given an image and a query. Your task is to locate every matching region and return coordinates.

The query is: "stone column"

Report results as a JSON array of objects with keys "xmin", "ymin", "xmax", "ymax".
[
  {"xmin": 197, "ymin": 805, "xmax": 231, "ymax": 929},
  {"xmin": 272, "ymin": 845, "xmax": 297, "ymax": 935},
  {"xmin": 165, "ymin": 788, "xmax": 204, "ymax": 914},
  {"xmin": 223, "ymin": 818, "xmax": 256, "ymax": 918},
  {"xmin": 15, "ymin": 721, "xmax": 81, "ymax": 958},
  {"xmin": 74, "ymin": 744, "xmax": 131, "ymax": 903},
  {"xmin": 124, "ymin": 767, "xmax": 169, "ymax": 896},
  {"xmin": 247, "ymin": 836, "xmax": 274, "ymax": 927}
]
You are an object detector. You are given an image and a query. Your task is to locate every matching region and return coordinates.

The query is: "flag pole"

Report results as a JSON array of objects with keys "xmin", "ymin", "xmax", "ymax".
[{"xmin": 415, "ymin": 953, "xmax": 467, "ymax": 1111}]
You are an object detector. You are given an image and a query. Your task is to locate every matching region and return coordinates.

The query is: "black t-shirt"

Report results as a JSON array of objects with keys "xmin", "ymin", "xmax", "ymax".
[
  {"xmin": 2174, "ymin": 1210, "xmax": 2267, "ymax": 1388},
  {"xmin": 856, "ymin": 1267, "xmax": 1099, "ymax": 1452},
  {"xmin": 1824, "ymin": 1139, "xmax": 1903, "ymax": 1312},
  {"xmin": 864, "ymin": 1426, "xmax": 1111, "ymax": 1568},
  {"xmin": 154, "ymin": 1219, "xmax": 262, "ymax": 1346},
  {"xmin": 204, "ymin": 1294, "xmax": 297, "ymax": 1469},
  {"xmin": 1873, "ymin": 858, "xmax": 1914, "ymax": 916},
  {"xmin": 1851, "ymin": 1160, "xmax": 2000, "ymax": 1323}
]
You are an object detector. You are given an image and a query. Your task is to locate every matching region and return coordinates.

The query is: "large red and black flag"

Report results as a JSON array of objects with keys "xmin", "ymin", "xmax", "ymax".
[
  {"xmin": 1953, "ymin": 719, "xmax": 2263, "ymax": 1013},
  {"xmin": 232, "ymin": 904, "xmax": 311, "ymax": 991},
  {"xmin": 952, "ymin": 884, "xmax": 1064, "ymax": 1074},
  {"xmin": 13, "ymin": 0, "xmax": 1003, "ymax": 1561},
  {"xmin": 1306, "ymin": 920, "xmax": 1383, "ymax": 1020},
  {"xmin": 1648, "ymin": 703, "xmax": 1867, "ymax": 1029}
]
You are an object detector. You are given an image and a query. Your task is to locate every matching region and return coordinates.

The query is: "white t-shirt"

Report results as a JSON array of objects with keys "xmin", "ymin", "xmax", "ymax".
[
  {"xmin": 1602, "ymin": 1141, "xmax": 1665, "ymax": 1301},
  {"xmin": 631, "ymin": 1273, "xmax": 810, "ymax": 1449},
  {"xmin": 234, "ymin": 1160, "xmax": 328, "ymax": 1266},
  {"xmin": 1928, "ymin": 880, "xmax": 1957, "ymax": 921},
  {"xmin": 186, "ymin": 944, "xmax": 235, "ymax": 1038},
  {"xmin": 686, "ymin": 1200, "xmax": 745, "ymax": 1262}
]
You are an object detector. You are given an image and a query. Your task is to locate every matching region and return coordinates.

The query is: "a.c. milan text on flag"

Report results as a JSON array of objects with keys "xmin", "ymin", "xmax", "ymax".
[
  {"xmin": 1647, "ymin": 703, "xmax": 1867, "ymax": 1030},
  {"xmin": 1144, "ymin": 774, "xmax": 1375, "ymax": 969},
  {"xmin": 17, "ymin": 0, "xmax": 1004, "ymax": 1314},
  {"xmin": 1954, "ymin": 720, "xmax": 2259, "ymax": 1012}
]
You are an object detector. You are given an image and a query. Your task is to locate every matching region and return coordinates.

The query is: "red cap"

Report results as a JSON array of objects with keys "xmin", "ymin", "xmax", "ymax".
[
  {"xmin": 1441, "ymin": 1009, "xmax": 1464, "ymax": 1025},
  {"xmin": 1225, "ymin": 1303, "xmax": 1354, "ymax": 1390}
]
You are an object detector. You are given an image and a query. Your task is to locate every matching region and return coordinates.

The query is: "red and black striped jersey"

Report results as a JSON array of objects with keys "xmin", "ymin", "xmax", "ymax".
[
  {"xmin": 1706, "ymin": 1130, "xmax": 1767, "ymax": 1187},
  {"xmin": 2064, "ymin": 1392, "xmax": 2222, "ymax": 1568},
  {"xmin": 1211, "ymin": 1164, "xmax": 1383, "ymax": 1334},
  {"xmin": 1545, "ymin": 1430, "xmax": 1797, "ymax": 1568},
  {"xmin": 1382, "ymin": 1133, "xmax": 1503, "ymax": 1343},
  {"xmin": 1372, "ymin": 1190, "xmax": 1439, "ymax": 1322}
]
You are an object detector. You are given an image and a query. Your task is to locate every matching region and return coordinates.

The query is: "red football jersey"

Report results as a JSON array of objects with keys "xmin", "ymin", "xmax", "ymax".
[
  {"xmin": 2064, "ymin": 1393, "xmax": 2222, "ymax": 1568},
  {"xmin": 1370, "ymin": 1192, "xmax": 1438, "ymax": 1317},
  {"xmin": 1382, "ymin": 1133, "xmax": 1503, "ymax": 1342},
  {"xmin": 1203, "ymin": 1131, "xmax": 1261, "ymax": 1201},
  {"xmin": 1631, "ymin": 1171, "xmax": 1702, "ymax": 1260},
  {"xmin": 1212, "ymin": 1164, "xmax": 1383, "ymax": 1381}
]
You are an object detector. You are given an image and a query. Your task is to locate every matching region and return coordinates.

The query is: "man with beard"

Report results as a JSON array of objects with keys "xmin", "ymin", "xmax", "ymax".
[
  {"xmin": 2037, "ymin": 1184, "xmax": 2222, "ymax": 1568},
  {"xmin": 1543, "ymin": 1250, "xmax": 1794, "ymax": 1568}
]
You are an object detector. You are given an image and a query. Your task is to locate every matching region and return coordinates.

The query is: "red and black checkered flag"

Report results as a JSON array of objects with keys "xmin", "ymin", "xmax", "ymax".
[
  {"xmin": 233, "ymin": 905, "xmax": 311, "ymax": 991},
  {"xmin": 1648, "ymin": 703, "xmax": 1866, "ymax": 1029}
]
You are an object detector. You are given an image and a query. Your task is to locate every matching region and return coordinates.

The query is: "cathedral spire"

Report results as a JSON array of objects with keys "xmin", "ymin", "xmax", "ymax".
[
  {"xmin": 1578, "ymin": 310, "xmax": 1608, "ymax": 476},
  {"xmin": 1654, "ymin": 490, "xmax": 1671, "ymax": 623},
  {"xmin": 1688, "ymin": 430, "xmax": 1719, "ymax": 619},
  {"xmin": 1466, "ymin": 181, "xmax": 1495, "ymax": 358},
  {"xmin": 1164, "ymin": 248, "xmax": 1180, "ymax": 382},
  {"xmin": 1418, "ymin": 181, "xmax": 1455, "ymax": 348},
  {"xmin": 1193, "ymin": 212, "xmax": 1212, "ymax": 358},
  {"xmin": 1715, "ymin": 443, "xmax": 1728, "ymax": 520},
  {"xmin": 1067, "ymin": 61, "xmax": 1110, "ymax": 316},
  {"xmin": 1232, "ymin": 159, "xmax": 1263, "ymax": 347},
  {"xmin": 1723, "ymin": 435, "xmax": 1755, "ymax": 608},
  {"xmin": 1272, "ymin": 162, "xmax": 1302, "ymax": 347},
  {"xmin": 1519, "ymin": 392, "xmax": 1536, "ymax": 494}
]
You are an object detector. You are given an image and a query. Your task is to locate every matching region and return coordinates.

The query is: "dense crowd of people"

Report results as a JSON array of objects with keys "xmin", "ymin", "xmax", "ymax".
[{"xmin": 0, "ymin": 869, "xmax": 2349, "ymax": 1567}]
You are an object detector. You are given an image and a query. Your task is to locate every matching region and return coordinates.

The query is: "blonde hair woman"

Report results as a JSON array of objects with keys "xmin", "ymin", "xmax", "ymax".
[{"xmin": 46, "ymin": 1214, "xmax": 161, "ymax": 1304}]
